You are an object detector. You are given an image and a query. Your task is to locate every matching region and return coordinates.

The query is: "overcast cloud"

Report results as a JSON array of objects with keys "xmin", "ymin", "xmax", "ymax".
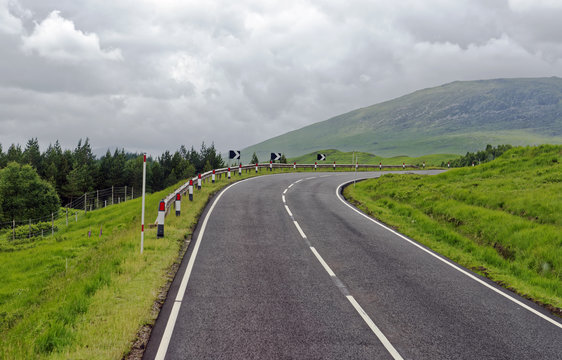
[{"xmin": 1, "ymin": 0, "xmax": 562, "ymax": 156}]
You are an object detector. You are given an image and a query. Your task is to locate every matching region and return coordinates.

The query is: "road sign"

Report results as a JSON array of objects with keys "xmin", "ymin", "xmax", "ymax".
[
  {"xmin": 317, "ymin": 153, "xmax": 326, "ymax": 161},
  {"xmin": 229, "ymin": 150, "xmax": 241, "ymax": 160},
  {"xmin": 271, "ymin": 152, "xmax": 281, "ymax": 161}
]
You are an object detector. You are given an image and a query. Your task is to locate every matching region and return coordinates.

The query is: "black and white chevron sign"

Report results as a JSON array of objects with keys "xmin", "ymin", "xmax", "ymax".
[
  {"xmin": 271, "ymin": 152, "xmax": 281, "ymax": 161},
  {"xmin": 317, "ymin": 153, "xmax": 326, "ymax": 161},
  {"xmin": 229, "ymin": 150, "xmax": 241, "ymax": 160}
]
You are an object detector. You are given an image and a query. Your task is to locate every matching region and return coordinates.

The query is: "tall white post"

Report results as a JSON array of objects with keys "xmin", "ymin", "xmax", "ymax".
[{"xmin": 141, "ymin": 154, "xmax": 147, "ymax": 254}]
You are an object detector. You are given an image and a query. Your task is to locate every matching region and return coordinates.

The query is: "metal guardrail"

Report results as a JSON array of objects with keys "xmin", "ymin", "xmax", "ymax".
[{"xmin": 154, "ymin": 162, "xmax": 419, "ymax": 224}]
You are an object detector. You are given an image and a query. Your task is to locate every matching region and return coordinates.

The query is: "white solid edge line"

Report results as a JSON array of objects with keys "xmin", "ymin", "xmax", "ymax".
[
  {"xmin": 347, "ymin": 295, "xmax": 404, "ymax": 360},
  {"xmin": 288, "ymin": 183, "xmax": 294, "ymax": 188},
  {"xmin": 285, "ymin": 205, "xmax": 293, "ymax": 217},
  {"xmin": 336, "ymin": 180, "xmax": 562, "ymax": 330},
  {"xmin": 282, "ymin": 194, "xmax": 286, "ymax": 203},
  {"xmin": 155, "ymin": 178, "xmax": 254, "ymax": 360},
  {"xmin": 310, "ymin": 246, "xmax": 336, "ymax": 277},
  {"xmin": 293, "ymin": 220, "xmax": 307, "ymax": 238},
  {"xmin": 283, "ymin": 188, "xmax": 287, "ymax": 194},
  {"xmin": 295, "ymin": 179, "xmax": 303, "ymax": 183}
]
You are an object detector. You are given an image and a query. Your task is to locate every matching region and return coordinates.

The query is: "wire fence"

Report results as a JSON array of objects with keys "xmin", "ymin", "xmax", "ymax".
[{"xmin": 0, "ymin": 186, "xmax": 138, "ymax": 243}]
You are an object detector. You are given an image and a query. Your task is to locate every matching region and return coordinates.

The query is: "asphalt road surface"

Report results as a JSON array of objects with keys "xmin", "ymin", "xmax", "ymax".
[{"xmin": 144, "ymin": 171, "xmax": 562, "ymax": 359}]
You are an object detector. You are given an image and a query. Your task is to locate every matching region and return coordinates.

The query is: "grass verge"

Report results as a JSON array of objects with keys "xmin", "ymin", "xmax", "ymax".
[{"xmin": 343, "ymin": 145, "xmax": 562, "ymax": 314}]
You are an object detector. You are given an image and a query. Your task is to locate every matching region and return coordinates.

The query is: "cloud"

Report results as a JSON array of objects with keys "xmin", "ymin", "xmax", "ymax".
[
  {"xmin": 0, "ymin": 0, "xmax": 25, "ymax": 34},
  {"xmin": 2, "ymin": 1, "xmax": 562, "ymax": 156},
  {"xmin": 21, "ymin": 10, "xmax": 122, "ymax": 62}
]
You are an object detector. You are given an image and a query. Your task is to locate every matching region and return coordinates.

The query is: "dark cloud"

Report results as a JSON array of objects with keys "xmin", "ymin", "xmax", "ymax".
[{"xmin": 2, "ymin": 0, "xmax": 562, "ymax": 155}]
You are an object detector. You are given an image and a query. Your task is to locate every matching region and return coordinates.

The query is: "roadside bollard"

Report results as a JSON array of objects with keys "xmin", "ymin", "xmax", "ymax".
[
  {"xmin": 314, "ymin": 162, "xmax": 317, "ymax": 171},
  {"xmin": 175, "ymin": 193, "xmax": 181, "ymax": 216},
  {"xmin": 239, "ymin": 164, "xmax": 242, "ymax": 176},
  {"xmin": 402, "ymin": 162, "xmax": 405, "ymax": 169},
  {"xmin": 448, "ymin": 162, "xmax": 450, "ymax": 168},
  {"xmin": 423, "ymin": 162, "xmax": 425, "ymax": 169},
  {"xmin": 157, "ymin": 200, "xmax": 165, "ymax": 238},
  {"xmin": 269, "ymin": 160, "xmax": 273, "ymax": 171},
  {"xmin": 255, "ymin": 163, "xmax": 258, "ymax": 173},
  {"xmin": 333, "ymin": 161, "xmax": 336, "ymax": 170},
  {"xmin": 228, "ymin": 167, "xmax": 231, "ymax": 179},
  {"xmin": 189, "ymin": 180, "xmax": 194, "ymax": 201},
  {"xmin": 212, "ymin": 169, "xmax": 216, "ymax": 183},
  {"xmin": 197, "ymin": 173, "xmax": 202, "ymax": 190}
]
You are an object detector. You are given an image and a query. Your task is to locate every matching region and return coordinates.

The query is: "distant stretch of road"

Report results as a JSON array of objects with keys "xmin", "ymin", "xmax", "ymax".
[{"xmin": 144, "ymin": 171, "xmax": 562, "ymax": 359}]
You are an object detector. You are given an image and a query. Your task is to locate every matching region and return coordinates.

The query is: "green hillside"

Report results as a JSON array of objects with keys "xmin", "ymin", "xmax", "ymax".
[
  {"xmin": 344, "ymin": 145, "xmax": 562, "ymax": 312},
  {"xmin": 243, "ymin": 77, "xmax": 562, "ymax": 160},
  {"xmin": 289, "ymin": 149, "xmax": 456, "ymax": 167}
]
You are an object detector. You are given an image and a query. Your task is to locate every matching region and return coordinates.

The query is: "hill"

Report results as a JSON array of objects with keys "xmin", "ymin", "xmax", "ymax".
[
  {"xmin": 289, "ymin": 149, "xmax": 456, "ymax": 167},
  {"xmin": 344, "ymin": 144, "xmax": 562, "ymax": 312},
  {"xmin": 243, "ymin": 77, "xmax": 562, "ymax": 160}
]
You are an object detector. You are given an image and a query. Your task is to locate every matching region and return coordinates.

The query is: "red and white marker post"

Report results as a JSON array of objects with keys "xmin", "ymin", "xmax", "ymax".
[
  {"xmin": 314, "ymin": 161, "xmax": 317, "ymax": 171},
  {"xmin": 255, "ymin": 163, "xmax": 258, "ymax": 173},
  {"xmin": 157, "ymin": 200, "xmax": 165, "ymax": 238},
  {"xmin": 212, "ymin": 169, "xmax": 216, "ymax": 183},
  {"xmin": 239, "ymin": 163, "xmax": 242, "ymax": 176},
  {"xmin": 423, "ymin": 161, "xmax": 426, "ymax": 169},
  {"xmin": 269, "ymin": 160, "xmax": 273, "ymax": 171},
  {"xmin": 140, "ymin": 154, "xmax": 147, "ymax": 254},
  {"xmin": 197, "ymin": 173, "xmax": 202, "ymax": 190},
  {"xmin": 333, "ymin": 161, "xmax": 336, "ymax": 170},
  {"xmin": 228, "ymin": 167, "xmax": 231, "ymax": 179},
  {"xmin": 379, "ymin": 162, "xmax": 382, "ymax": 170},
  {"xmin": 293, "ymin": 162, "xmax": 296, "ymax": 170},
  {"xmin": 448, "ymin": 161, "xmax": 450, "ymax": 168},
  {"xmin": 188, "ymin": 179, "xmax": 194, "ymax": 201},
  {"xmin": 175, "ymin": 193, "xmax": 181, "ymax": 216},
  {"xmin": 402, "ymin": 162, "xmax": 405, "ymax": 169}
]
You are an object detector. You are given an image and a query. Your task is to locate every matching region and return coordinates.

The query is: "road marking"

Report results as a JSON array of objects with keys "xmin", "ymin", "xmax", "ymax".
[
  {"xmin": 283, "ymin": 188, "xmax": 287, "ymax": 194},
  {"xmin": 305, "ymin": 176, "xmax": 316, "ymax": 180},
  {"xmin": 285, "ymin": 205, "xmax": 293, "ymax": 217},
  {"xmin": 310, "ymin": 246, "xmax": 336, "ymax": 277},
  {"xmin": 295, "ymin": 179, "xmax": 303, "ymax": 183},
  {"xmin": 336, "ymin": 180, "xmax": 562, "ymax": 330},
  {"xmin": 347, "ymin": 295, "xmax": 404, "ymax": 360},
  {"xmin": 293, "ymin": 220, "xmax": 306, "ymax": 238},
  {"xmin": 155, "ymin": 178, "xmax": 253, "ymax": 360},
  {"xmin": 282, "ymin": 194, "xmax": 286, "ymax": 203},
  {"xmin": 283, "ymin": 180, "xmax": 403, "ymax": 360},
  {"xmin": 288, "ymin": 183, "xmax": 294, "ymax": 188}
]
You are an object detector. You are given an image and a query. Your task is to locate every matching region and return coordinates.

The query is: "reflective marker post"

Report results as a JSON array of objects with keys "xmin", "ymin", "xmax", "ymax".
[
  {"xmin": 157, "ymin": 200, "xmax": 165, "ymax": 238},
  {"xmin": 197, "ymin": 174, "xmax": 202, "ymax": 190},
  {"xmin": 212, "ymin": 169, "xmax": 216, "ymax": 183},
  {"xmin": 189, "ymin": 180, "xmax": 194, "ymax": 201},
  {"xmin": 175, "ymin": 193, "xmax": 181, "ymax": 216},
  {"xmin": 140, "ymin": 153, "xmax": 146, "ymax": 254}
]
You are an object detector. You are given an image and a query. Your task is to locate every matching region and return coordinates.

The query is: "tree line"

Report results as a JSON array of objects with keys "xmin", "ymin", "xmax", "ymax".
[
  {"xmin": 0, "ymin": 138, "xmax": 225, "ymax": 221},
  {"xmin": 443, "ymin": 144, "xmax": 513, "ymax": 167}
]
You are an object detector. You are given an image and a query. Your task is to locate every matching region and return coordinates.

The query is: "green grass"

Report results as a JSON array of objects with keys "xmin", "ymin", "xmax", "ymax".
[
  {"xmin": 344, "ymin": 144, "xmax": 562, "ymax": 311},
  {"xmin": 289, "ymin": 149, "xmax": 455, "ymax": 167}
]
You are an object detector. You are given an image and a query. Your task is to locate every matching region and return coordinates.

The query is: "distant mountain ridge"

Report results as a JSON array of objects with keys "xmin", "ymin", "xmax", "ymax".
[{"xmin": 243, "ymin": 77, "xmax": 562, "ymax": 159}]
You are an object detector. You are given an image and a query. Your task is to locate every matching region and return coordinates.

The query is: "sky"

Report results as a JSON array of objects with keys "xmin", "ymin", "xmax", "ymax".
[{"xmin": 1, "ymin": 0, "xmax": 562, "ymax": 157}]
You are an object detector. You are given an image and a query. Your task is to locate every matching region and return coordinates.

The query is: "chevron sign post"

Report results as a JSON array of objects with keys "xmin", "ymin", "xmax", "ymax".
[
  {"xmin": 317, "ymin": 153, "xmax": 326, "ymax": 161},
  {"xmin": 271, "ymin": 153, "xmax": 281, "ymax": 161},
  {"xmin": 229, "ymin": 150, "xmax": 241, "ymax": 160}
]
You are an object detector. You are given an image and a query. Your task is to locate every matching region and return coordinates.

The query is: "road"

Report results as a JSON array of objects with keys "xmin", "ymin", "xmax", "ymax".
[{"xmin": 144, "ymin": 171, "xmax": 562, "ymax": 359}]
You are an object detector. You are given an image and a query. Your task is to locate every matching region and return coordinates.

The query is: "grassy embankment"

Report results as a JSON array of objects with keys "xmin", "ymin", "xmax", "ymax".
[
  {"xmin": 0, "ymin": 168, "xmax": 268, "ymax": 359},
  {"xmin": 289, "ymin": 149, "xmax": 456, "ymax": 167},
  {"xmin": 344, "ymin": 145, "xmax": 562, "ymax": 312}
]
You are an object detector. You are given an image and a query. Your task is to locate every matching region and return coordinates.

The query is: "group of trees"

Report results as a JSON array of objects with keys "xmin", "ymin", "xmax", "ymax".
[
  {"xmin": 443, "ymin": 144, "xmax": 513, "ymax": 167},
  {"xmin": 0, "ymin": 138, "xmax": 225, "ymax": 222}
]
